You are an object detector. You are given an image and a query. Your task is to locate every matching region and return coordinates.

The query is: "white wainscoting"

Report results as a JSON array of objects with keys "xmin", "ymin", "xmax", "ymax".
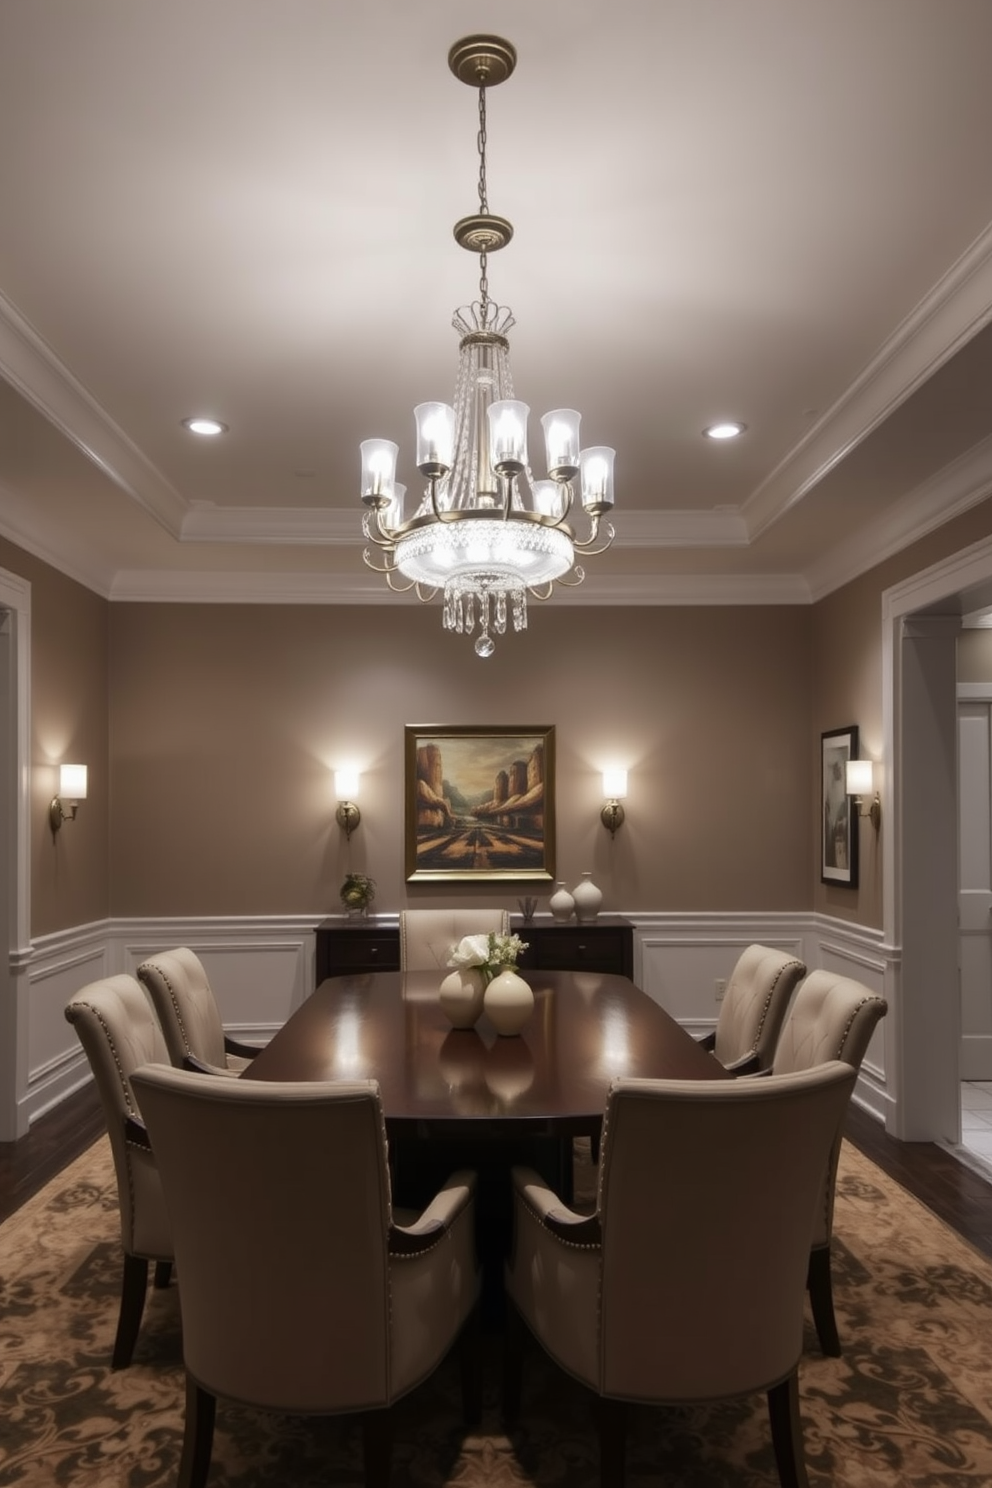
[
  {"xmin": 22, "ymin": 910, "xmax": 896, "ymax": 1132},
  {"xmin": 627, "ymin": 910, "xmax": 894, "ymax": 1125}
]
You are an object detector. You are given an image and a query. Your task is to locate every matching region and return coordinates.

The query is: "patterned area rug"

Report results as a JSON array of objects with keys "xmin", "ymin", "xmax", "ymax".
[{"xmin": 2, "ymin": 1136, "xmax": 992, "ymax": 1486}]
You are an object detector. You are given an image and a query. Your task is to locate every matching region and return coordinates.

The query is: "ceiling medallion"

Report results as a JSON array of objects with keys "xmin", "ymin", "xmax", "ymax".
[{"xmin": 359, "ymin": 35, "xmax": 616, "ymax": 657}]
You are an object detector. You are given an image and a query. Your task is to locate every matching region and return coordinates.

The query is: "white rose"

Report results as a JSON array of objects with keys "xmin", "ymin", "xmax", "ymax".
[{"xmin": 447, "ymin": 933, "xmax": 491, "ymax": 969}]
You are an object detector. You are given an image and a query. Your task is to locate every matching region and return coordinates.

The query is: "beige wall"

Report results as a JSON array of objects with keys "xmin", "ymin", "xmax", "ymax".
[
  {"xmin": 108, "ymin": 601, "xmax": 812, "ymax": 917},
  {"xmin": 810, "ymin": 493, "xmax": 992, "ymax": 930},
  {"xmin": 0, "ymin": 537, "xmax": 110, "ymax": 936},
  {"xmin": 958, "ymin": 627, "xmax": 992, "ymax": 683},
  {"xmin": 8, "ymin": 488, "xmax": 992, "ymax": 936}
]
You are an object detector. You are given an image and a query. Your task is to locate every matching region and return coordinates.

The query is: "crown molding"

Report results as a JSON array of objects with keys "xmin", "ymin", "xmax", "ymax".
[
  {"xmin": 743, "ymin": 219, "xmax": 992, "ymax": 540},
  {"xmin": 804, "ymin": 432, "xmax": 992, "ymax": 601},
  {"xmin": 0, "ymin": 288, "xmax": 187, "ymax": 536}
]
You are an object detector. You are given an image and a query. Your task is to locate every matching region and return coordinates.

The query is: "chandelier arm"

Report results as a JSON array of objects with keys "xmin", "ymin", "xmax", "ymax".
[
  {"xmin": 383, "ymin": 569, "xmax": 420, "ymax": 595},
  {"xmin": 362, "ymin": 515, "xmax": 401, "ymax": 550},
  {"xmin": 414, "ymin": 582, "xmax": 440, "ymax": 602},
  {"xmin": 572, "ymin": 520, "xmax": 616, "ymax": 556},
  {"xmin": 526, "ymin": 582, "xmax": 556, "ymax": 601},
  {"xmin": 363, "ymin": 547, "xmax": 402, "ymax": 576},
  {"xmin": 554, "ymin": 566, "xmax": 587, "ymax": 589}
]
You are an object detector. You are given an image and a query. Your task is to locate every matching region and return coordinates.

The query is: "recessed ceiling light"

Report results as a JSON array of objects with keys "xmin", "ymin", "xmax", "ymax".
[
  {"xmin": 703, "ymin": 421, "xmax": 746, "ymax": 440},
  {"xmin": 182, "ymin": 416, "xmax": 228, "ymax": 436}
]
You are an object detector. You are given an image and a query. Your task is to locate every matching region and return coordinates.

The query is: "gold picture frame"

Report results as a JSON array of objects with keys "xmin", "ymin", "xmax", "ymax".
[{"xmin": 405, "ymin": 725, "xmax": 555, "ymax": 882}]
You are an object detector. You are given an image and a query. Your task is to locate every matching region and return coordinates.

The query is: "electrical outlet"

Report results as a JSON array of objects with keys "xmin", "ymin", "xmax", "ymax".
[{"xmin": 714, "ymin": 978, "xmax": 727, "ymax": 1002}]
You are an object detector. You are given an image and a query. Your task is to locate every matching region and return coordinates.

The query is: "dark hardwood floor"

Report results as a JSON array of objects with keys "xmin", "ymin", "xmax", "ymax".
[{"xmin": 2, "ymin": 1082, "xmax": 991, "ymax": 1255}]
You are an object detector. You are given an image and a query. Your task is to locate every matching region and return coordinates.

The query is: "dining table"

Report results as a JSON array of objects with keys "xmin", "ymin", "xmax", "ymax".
[{"xmin": 244, "ymin": 966, "xmax": 731, "ymax": 1317}]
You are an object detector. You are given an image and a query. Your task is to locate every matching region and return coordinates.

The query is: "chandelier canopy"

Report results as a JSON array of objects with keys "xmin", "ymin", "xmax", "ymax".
[{"xmin": 360, "ymin": 35, "xmax": 616, "ymax": 658}]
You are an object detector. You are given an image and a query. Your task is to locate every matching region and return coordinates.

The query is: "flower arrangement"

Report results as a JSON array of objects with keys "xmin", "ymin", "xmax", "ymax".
[
  {"xmin": 340, "ymin": 873, "xmax": 376, "ymax": 915},
  {"xmin": 447, "ymin": 931, "xmax": 529, "ymax": 985}
]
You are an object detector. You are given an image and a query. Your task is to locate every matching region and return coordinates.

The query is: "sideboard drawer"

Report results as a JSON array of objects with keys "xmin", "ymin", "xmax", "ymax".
[
  {"xmin": 315, "ymin": 922, "xmax": 401, "ymax": 983},
  {"xmin": 532, "ymin": 930, "xmax": 627, "ymax": 973}
]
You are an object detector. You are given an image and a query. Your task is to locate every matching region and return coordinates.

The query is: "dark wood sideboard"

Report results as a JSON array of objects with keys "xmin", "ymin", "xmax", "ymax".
[{"xmin": 314, "ymin": 913, "xmax": 634, "ymax": 986}]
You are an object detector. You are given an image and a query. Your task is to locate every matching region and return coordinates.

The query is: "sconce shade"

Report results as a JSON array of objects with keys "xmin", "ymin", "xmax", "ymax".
[
  {"xmin": 334, "ymin": 769, "xmax": 360, "ymax": 801},
  {"xmin": 60, "ymin": 763, "xmax": 88, "ymax": 800},
  {"xmin": 50, "ymin": 762, "xmax": 87, "ymax": 834},
  {"xmin": 845, "ymin": 760, "xmax": 873, "ymax": 797},
  {"xmin": 602, "ymin": 768, "xmax": 628, "ymax": 800}
]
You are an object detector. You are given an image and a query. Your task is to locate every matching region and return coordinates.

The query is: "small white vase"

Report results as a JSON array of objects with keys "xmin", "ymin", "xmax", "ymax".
[
  {"xmin": 572, "ymin": 872, "xmax": 603, "ymax": 922},
  {"xmin": 438, "ymin": 967, "xmax": 486, "ymax": 1029},
  {"xmin": 548, "ymin": 882, "xmax": 575, "ymax": 922},
  {"xmin": 484, "ymin": 967, "xmax": 535, "ymax": 1036}
]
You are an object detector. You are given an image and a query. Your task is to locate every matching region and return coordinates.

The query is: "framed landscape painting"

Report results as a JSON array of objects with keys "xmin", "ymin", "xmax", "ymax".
[
  {"xmin": 821, "ymin": 725, "xmax": 858, "ymax": 888},
  {"xmin": 405, "ymin": 725, "xmax": 555, "ymax": 882}
]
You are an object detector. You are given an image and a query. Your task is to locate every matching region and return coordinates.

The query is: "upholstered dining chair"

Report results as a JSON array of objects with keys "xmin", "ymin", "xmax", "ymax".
[
  {"xmin": 771, "ymin": 969, "xmax": 889, "ymax": 1356},
  {"xmin": 131, "ymin": 1066, "xmax": 481, "ymax": 1488},
  {"xmin": 504, "ymin": 1062, "xmax": 857, "ymax": 1488},
  {"xmin": 137, "ymin": 945, "xmax": 260, "ymax": 1075},
  {"xmin": 399, "ymin": 908, "xmax": 510, "ymax": 972},
  {"xmin": 64, "ymin": 975, "xmax": 173, "ymax": 1368},
  {"xmin": 698, "ymin": 943, "xmax": 806, "ymax": 1074}
]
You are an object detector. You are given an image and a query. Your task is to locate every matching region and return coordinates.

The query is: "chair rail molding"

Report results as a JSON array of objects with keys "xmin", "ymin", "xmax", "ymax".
[{"xmin": 24, "ymin": 910, "xmax": 894, "ymax": 1132}]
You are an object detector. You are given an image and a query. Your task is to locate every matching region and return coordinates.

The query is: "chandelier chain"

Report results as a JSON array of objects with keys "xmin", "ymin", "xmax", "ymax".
[{"xmin": 477, "ymin": 85, "xmax": 490, "ymax": 312}]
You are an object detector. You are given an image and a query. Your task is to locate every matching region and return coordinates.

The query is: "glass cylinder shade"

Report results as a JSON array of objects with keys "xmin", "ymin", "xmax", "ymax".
[
  {"xmin": 541, "ymin": 409, "xmax": 581, "ymax": 480},
  {"xmin": 846, "ymin": 759, "xmax": 873, "ymax": 796},
  {"xmin": 532, "ymin": 480, "xmax": 564, "ymax": 520},
  {"xmin": 59, "ymin": 763, "xmax": 87, "ymax": 801},
  {"xmin": 414, "ymin": 402, "xmax": 455, "ymax": 478},
  {"xmin": 579, "ymin": 446, "xmax": 616, "ymax": 515},
  {"xmin": 602, "ymin": 768, "xmax": 628, "ymax": 800},
  {"xmin": 360, "ymin": 439, "xmax": 398, "ymax": 509},
  {"xmin": 488, "ymin": 400, "xmax": 529, "ymax": 475}
]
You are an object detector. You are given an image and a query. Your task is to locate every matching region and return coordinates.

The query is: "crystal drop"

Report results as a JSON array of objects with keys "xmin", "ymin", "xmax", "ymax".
[{"xmin": 475, "ymin": 633, "xmax": 496, "ymax": 658}]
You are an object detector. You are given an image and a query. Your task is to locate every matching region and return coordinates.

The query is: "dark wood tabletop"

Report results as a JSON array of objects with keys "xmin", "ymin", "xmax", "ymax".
[{"xmin": 244, "ymin": 968, "xmax": 731, "ymax": 1136}]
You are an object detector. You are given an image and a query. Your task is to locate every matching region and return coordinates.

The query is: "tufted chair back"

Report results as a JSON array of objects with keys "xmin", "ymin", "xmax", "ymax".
[
  {"xmin": 708, "ymin": 944, "xmax": 806, "ymax": 1072},
  {"xmin": 64, "ymin": 975, "xmax": 173, "ymax": 1366},
  {"xmin": 137, "ymin": 946, "xmax": 241, "ymax": 1073},
  {"xmin": 132, "ymin": 1065, "xmax": 480, "ymax": 1486},
  {"xmin": 399, "ymin": 909, "xmax": 510, "ymax": 972},
  {"xmin": 771, "ymin": 968, "xmax": 888, "ymax": 1354},
  {"xmin": 504, "ymin": 1063, "xmax": 857, "ymax": 1486}
]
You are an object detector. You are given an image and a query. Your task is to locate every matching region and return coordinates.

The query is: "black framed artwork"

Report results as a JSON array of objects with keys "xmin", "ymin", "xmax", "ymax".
[{"xmin": 821, "ymin": 725, "xmax": 858, "ymax": 887}]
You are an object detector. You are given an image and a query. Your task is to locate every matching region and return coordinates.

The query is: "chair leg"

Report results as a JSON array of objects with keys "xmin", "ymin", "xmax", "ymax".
[
  {"xmin": 502, "ymin": 1301, "xmax": 525, "ymax": 1426},
  {"xmin": 459, "ymin": 1305, "xmax": 483, "ymax": 1425},
  {"xmin": 807, "ymin": 1244, "xmax": 841, "ymax": 1356},
  {"xmin": 154, "ymin": 1260, "xmax": 173, "ymax": 1289},
  {"xmin": 767, "ymin": 1372, "xmax": 810, "ymax": 1488},
  {"xmin": 598, "ymin": 1396, "xmax": 627, "ymax": 1488},
  {"xmin": 362, "ymin": 1408, "xmax": 393, "ymax": 1488},
  {"xmin": 112, "ymin": 1253, "xmax": 149, "ymax": 1369},
  {"xmin": 178, "ymin": 1376, "xmax": 216, "ymax": 1488}
]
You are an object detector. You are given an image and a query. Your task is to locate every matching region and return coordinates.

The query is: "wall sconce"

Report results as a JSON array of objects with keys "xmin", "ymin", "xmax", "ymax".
[
  {"xmin": 846, "ymin": 759, "xmax": 881, "ymax": 832},
  {"xmin": 600, "ymin": 768, "xmax": 628, "ymax": 838},
  {"xmin": 50, "ymin": 763, "xmax": 87, "ymax": 834},
  {"xmin": 334, "ymin": 770, "xmax": 361, "ymax": 841}
]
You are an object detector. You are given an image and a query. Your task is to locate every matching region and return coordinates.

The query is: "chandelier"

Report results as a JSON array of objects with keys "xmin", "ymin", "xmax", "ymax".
[{"xmin": 359, "ymin": 35, "xmax": 616, "ymax": 658}]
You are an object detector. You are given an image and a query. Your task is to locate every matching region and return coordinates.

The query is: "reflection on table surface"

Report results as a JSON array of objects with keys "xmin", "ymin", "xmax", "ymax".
[{"xmin": 244, "ymin": 969, "xmax": 729, "ymax": 1131}]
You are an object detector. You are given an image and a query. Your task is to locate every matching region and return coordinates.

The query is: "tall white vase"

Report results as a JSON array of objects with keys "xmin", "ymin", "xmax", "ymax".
[
  {"xmin": 572, "ymin": 872, "xmax": 603, "ymax": 922},
  {"xmin": 548, "ymin": 882, "xmax": 575, "ymax": 922},
  {"xmin": 438, "ymin": 967, "xmax": 486, "ymax": 1029},
  {"xmin": 483, "ymin": 967, "xmax": 535, "ymax": 1036}
]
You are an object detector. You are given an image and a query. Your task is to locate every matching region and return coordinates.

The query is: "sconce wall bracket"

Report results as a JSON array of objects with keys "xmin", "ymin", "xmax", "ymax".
[
  {"xmin": 49, "ymin": 796, "xmax": 78, "ymax": 835},
  {"xmin": 336, "ymin": 800, "xmax": 361, "ymax": 841},
  {"xmin": 857, "ymin": 794, "xmax": 882, "ymax": 832},
  {"xmin": 601, "ymin": 800, "xmax": 626, "ymax": 839}
]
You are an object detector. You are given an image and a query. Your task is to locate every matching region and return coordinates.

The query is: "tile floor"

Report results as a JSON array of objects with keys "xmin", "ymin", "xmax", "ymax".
[{"xmin": 960, "ymin": 1081, "xmax": 992, "ymax": 1176}]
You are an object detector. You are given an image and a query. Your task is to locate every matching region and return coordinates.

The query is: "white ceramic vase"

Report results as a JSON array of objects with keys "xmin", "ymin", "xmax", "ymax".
[
  {"xmin": 548, "ymin": 882, "xmax": 575, "ymax": 922},
  {"xmin": 438, "ymin": 967, "xmax": 486, "ymax": 1029},
  {"xmin": 572, "ymin": 872, "xmax": 603, "ymax": 922},
  {"xmin": 483, "ymin": 966, "xmax": 535, "ymax": 1036}
]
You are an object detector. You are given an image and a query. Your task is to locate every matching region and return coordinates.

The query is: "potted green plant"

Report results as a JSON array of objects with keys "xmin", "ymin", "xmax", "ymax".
[{"xmin": 340, "ymin": 873, "xmax": 376, "ymax": 918}]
